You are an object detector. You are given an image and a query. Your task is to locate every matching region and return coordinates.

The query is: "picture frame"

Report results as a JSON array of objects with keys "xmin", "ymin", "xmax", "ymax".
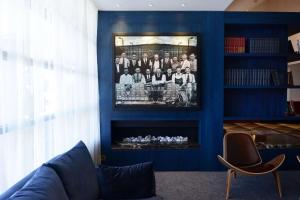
[{"xmin": 112, "ymin": 32, "xmax": 201, "ymax": 111}]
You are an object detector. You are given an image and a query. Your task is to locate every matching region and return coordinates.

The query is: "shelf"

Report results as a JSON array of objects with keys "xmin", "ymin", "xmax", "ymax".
[
  {"xmin": 224, "ymin": 85, "xmax": 300, "ymax": 89},
  {"xmin": 288, "ymin": 54, "xmax": 300, "ymax": 63},
  {"xmin": 288, "ymin": 60, "xmax": 300, "ymax": 66},
  {"xmin": 225, "ymin": 53, "xmax": 287, "ymax": 58},
  {"xmin": 223, "ymin": 24, "xmax": 297, "ymax": 130},
  {"xmin": 225, "ymin": 86, "xmax": 286, "ymax": 89},
  {"xmin": 288, "ymin": 86, "xmax": 300, "ymax": 88},
  {"xmin": 223, "ymin": 116, "xmax": 300, "ymax": 121}
]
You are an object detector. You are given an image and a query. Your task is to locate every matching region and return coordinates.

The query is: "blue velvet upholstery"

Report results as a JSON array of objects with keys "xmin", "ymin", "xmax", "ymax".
[
  {"xmin": 1, "ymin": 141, "xmax": 157, "ymax": 200},
  {"xmin": 45, "ymin": 141, "xmax": 100, "ymax": 200},
  {"xmin": 8, "ymin": 166, "xmax": 68, "ymax": 200},
  {"xmin": 97, "ymin": 162, "xmax": 156, "ymax": 200},
  {"xmin": 0, "ymin": 170, "xmax": 36, "ymax": 200}
]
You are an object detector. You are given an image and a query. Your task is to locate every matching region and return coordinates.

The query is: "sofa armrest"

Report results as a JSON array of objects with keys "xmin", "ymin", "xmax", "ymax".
[{"xmin": 0, "ymin": 169, "xmax": 37, "ymax": 200}]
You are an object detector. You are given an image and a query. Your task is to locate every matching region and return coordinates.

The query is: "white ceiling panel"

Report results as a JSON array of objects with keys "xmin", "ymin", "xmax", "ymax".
[{"xmin": 95, "ymin": 0, "xmax": 234, "ymax": 11}]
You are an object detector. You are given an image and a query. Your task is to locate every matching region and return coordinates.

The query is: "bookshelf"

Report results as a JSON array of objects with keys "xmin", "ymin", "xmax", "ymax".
[
  {"xmin": 225, "ymin": 53, "xmax": 286, "ymax": 57},
  {"xmin": 224, "ymin": 24, "xmax": 290, "ymax": 120},
  {"xmin": 288, "ymin": 60, "xmax": 300, "ymax": 67},
  {"xmin": 225, "ymin": 86, "xmax": 300, "ymax": 89},
  {"xmin": 288, "ymin": 54, "xmax": 300, "ymax": 63}
]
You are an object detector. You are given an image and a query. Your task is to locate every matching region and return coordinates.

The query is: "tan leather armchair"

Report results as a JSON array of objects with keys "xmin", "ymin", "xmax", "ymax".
[{"xmin": 217, "ymin": 132, "xmax": 285, "ymax": 200}]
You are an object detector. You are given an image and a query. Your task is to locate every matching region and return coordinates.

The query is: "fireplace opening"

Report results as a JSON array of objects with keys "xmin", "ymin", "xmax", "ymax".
[{"xmin": 111, "ymin": 120, "xmax": 199, "ymax": 150}]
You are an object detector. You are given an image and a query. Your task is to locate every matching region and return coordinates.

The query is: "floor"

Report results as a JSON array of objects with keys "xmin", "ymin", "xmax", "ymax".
[{"xmin": 155, "ymin": 171, "xmax": 300, "ymax": 200}]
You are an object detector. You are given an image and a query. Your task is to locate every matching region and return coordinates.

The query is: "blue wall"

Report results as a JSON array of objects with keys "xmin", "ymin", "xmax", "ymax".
[
  {"xmin": 97, "ymin": 12, "xmax": 224, "ymax": 170},
  {"xmin": 97, "ymin": 11, "xmax": 300, "ymax": 170}
]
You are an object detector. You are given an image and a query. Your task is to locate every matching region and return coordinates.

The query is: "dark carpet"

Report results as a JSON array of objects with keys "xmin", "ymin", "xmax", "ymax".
[{"xmin": 155, "ymin": 171, "xmax": 300, "ymax": 200}]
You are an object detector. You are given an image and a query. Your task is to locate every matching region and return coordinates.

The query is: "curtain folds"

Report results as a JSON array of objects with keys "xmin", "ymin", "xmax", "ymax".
[{"xmin": 0, "ymin": 0, "xmax": 100, "ymax": 193}]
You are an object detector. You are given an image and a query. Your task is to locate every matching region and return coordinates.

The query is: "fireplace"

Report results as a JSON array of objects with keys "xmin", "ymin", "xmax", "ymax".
[{"xmin": 111, "ymin": 120, "xmax": 199, "ymax": 150}]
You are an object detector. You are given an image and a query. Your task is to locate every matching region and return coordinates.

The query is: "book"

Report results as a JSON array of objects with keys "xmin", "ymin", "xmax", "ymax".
[
  {"xmin": 290, "ymin": 100, "xmax": 296, "ymax": 114},
  {"xmin": 288, "ymin": 71, "xmax": 294, "ymax": 86},
  {"xmin": 225, "ymin": 67, "xmax": 274, "ymax": 87},
  {"xmin": 224, "ymin": 37, "xmax": 246, "ymax": 54},
  {"xmin": 271, "ymin": 70, "xmax": 280, "ymax": 86},
  {"xmin": 249, "ymin": 38, "xmax": 280, "ymax": 54},
  {"xmin": 286, "ymin": 101, "xmax": 296, "ymax": 116}
]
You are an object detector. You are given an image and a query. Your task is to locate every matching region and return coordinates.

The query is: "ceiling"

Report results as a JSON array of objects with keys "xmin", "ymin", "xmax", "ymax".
[
  {"xmin": 94, "ymin": 0, "xmax": 234, "ymax": 11},
  {"xmin": 226, "ymin": 0, "xmax": 267, "ymax": 11}
]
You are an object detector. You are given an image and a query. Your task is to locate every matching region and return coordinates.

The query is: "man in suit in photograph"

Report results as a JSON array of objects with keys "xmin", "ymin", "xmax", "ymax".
[
  {"xmin": 151, "ymin": 54, "xmax": 162, "ymax": 73},
  {"xmin": 152, "ymin": 68, "xmax": 166, "ymax": 85},
  {"xmin": 119, "ymin": 68, "xmax": 133, "ymax": 101},
  {"xmin": 132, "ymin": 67, "xmax": 146, "ymax": 84},
  {"xmin": 183, "ymin": 67, "xmax": 196, "ymax": 105},
  {"xmin": 165, "ymin": 68, "xmax": 173, "ymax": 83},
  {"xmin": 129, "ymin": 53, "xmax": 139, "ymax": 74},
  {"xmin": 119, "ymin": 68, "xmax": 133, "ymax": 85},
  {"xmin": 151, "ymin": 68, "xmax": 166, "ymax": 103},
  {"xmin": 172, "ymin": 66, "xmax": 186, "ymax": 86},
  {"xmin": 184, "ymin": 67, "xmax": 196, "ymax": 85},
  {"xmin": 171, "ymin": 56, "xmax": 180, "ymax": 73},
  {"xmin": 119, "ymin": 52, "xmax": 130, "ymax": 69},
  {"xmin": 161, "ymin": 52, "xmax": 172, "ymax": 71},
  {"xmin": 180, "ymin": 53, "xmax": 191, "ymax": 72},
  {"xmin": 115, "ymin": 57, "xmax": 124, "ymax": 83},
  {"xmin": 145, "ymin": 69, "xmax": 152, "ymax": 84},
  {"xmin": 139, "ymin": 52, "xmax": 151, "ymax": 74},
  {"xmin": 189, "ymin": 53, "xmax": 197, "ymax": 74}
]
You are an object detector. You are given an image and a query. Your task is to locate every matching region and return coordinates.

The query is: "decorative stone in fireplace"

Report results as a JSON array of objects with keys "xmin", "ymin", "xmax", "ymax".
[{"xmin": 111, "ymin": 120, "xmax": 199, "ymax": 150}]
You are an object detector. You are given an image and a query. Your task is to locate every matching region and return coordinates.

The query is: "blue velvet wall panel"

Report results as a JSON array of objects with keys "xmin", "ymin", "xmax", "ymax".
[
  {"xmin": 97, "ymin": 11, "xmax": 300, "ymax": 170},
  {"xmin": 97, "ymin": 12, "xmax": 224, "ymax": 170}
]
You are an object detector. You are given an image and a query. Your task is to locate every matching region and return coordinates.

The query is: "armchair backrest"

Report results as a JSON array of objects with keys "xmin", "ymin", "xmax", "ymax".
[{"xmin": 223, "ymin": 132, "xmax": 262, "ymax": 168}]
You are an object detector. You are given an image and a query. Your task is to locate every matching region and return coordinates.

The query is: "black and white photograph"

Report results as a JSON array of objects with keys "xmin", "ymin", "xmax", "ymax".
[{"xmin": 114, "ymin": 34, "xmax": 199, "ymax": 109}]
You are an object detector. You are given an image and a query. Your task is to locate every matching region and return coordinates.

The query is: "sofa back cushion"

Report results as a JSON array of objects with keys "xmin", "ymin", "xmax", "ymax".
[
  {"xmin": 45, "ymin": 141, "xmax": 99, "ymax": 200},
  {"xmin": 97, "ymin": 162, "xmax": 155, "ymax": 199},
  {"xmin": 8, "ymin": 166, "xmax": 68, "ymax": 200}
]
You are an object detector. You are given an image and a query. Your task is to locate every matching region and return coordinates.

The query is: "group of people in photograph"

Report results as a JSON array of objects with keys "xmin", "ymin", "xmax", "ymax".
[
  {"xmin": 115, "ymin": 51, "xmax": 198, "ymax": 106},
  {"xmin": 115, "ymin": 52, "xmax": 197, "ymax": 83}
]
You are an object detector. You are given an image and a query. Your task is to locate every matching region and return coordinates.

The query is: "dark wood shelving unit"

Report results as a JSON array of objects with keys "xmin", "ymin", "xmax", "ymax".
[
  {"xmin": 224, "ymin": 85, "xmax": 300, "ymax": 89},
  {"xmin": 223, "ymin": 23, "xmax": 300, "ymax": 163},
  {"xmin": 288, "ymin": 54, "xmax": 300, "ymax": 63},
  {"xmin": 225, "ymin": 53, "xmax": 287, "ymax": 57},
  {"xmin": 224, "ymin": 24, "xmax": 288, "ymax": 120}
]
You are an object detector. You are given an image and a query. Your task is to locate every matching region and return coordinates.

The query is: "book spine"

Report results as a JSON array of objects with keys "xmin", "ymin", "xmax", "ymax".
[
  {"xmin": 224, "ymin": 37, "xmax": 246, "ymax": 54},
  {"xmin": 288, "ymin": 71, "xmax": 294, "ymax": 86}
]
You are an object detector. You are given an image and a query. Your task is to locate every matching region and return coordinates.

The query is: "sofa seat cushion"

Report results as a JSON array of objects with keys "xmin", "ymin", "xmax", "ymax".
[
  {"xmin": 8, "ymin": 166, "xmax": 68, "ymax": 200},
  {"xmin": 97, "ymin": 162, "xmax": 155, "ymax": 200},
  {"xmin": 136, "ymin": 196, "xmax": 163, "ymax": 200},
  {"xmin": 97, "ymin": 196, "xmax": 162, "ymax": 200},
  {"xmin": 45, "ymin": 141, "xmax": 99, "ymax": 200}
]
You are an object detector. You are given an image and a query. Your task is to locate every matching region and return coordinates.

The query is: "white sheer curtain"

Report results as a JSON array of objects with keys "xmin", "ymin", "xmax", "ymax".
[{"xmin": 0, "ymin": 0, "xmax": 100, "ymax": 193}]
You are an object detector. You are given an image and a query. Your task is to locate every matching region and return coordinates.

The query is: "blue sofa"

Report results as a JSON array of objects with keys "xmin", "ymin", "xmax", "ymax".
[{"xmin": 0, "ymin": 141, "xmax": 160, "ymax": 200}]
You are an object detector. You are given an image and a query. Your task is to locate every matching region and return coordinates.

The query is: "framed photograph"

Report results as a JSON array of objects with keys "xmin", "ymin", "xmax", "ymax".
[{"xmin": 113, "ymin": 33, "xmax": 200, "ymax": 110}]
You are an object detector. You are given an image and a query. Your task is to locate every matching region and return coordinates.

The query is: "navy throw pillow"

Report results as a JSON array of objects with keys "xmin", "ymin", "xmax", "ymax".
[
  {"xmin": 45, "ymin": 141, "xmax": 99, "ymax": 200},
  {"xmin": 97, "ymin": 162, "xmax": 156, "ymax": 200},
  {"xmin": 8, "ymin": 166, "xmax": 69, "ymax": 200}
]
